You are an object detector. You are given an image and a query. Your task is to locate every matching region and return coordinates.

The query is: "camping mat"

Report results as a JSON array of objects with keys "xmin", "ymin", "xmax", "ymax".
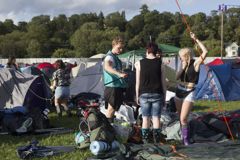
[{"xmin": 177, "ymin": 140, "xmax": 240, "ymax": 160}]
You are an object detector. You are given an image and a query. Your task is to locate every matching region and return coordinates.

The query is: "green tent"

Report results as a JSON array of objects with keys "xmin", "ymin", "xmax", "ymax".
[{"xmin": 119, "ymin": 44, "xmax": 180, "ymax": 58}]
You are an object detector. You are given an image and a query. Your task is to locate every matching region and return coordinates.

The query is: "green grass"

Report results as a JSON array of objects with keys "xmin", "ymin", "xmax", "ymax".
[{"xmin": 0, "ymin": 101, "xmax": 239, "ymax": 159}]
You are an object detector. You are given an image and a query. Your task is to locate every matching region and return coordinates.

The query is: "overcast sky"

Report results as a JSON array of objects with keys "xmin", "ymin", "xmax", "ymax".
[{"xmin": 0, "ymin": 0, "xmax": 238, "ymax": 23}]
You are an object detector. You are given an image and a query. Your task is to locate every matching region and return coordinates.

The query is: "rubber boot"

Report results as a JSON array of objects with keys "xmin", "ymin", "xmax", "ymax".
[
  {"xmin": 181, "ymin": 125, "xmax": 190, "ymax": 146},
  {"xmin": 153, "ymin": 129, "xmax": 165, "ymax": 144},
  {"xmin": 141, "ymin": 128, "xmax": 150, "ymax": 144}
]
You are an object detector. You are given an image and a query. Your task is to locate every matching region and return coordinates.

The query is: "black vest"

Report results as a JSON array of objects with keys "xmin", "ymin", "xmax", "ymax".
[
  {"xmin": 180, "ymin": 59, "xmax": 199, "ymax": 84},
  {"xmin": 139, "ymin": 58, "xmax": 163, "ymax": 95}
]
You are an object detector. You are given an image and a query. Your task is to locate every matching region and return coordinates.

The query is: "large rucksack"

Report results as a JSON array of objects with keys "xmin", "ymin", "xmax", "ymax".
[{"xmin": 76, "ymin": 108, "xmax": 115, "ymax": 149}]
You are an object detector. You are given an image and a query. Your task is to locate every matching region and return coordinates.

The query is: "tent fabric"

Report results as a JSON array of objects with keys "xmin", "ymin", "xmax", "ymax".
[
  {"xmin": 0, "ymin": 68, "xmax": 51, "ymax": 110},
  {"xmin": 0, "ymin": 68, "xmax": 37, "ymax": 108},
  {"xmin": 37, "ymin": 62, "xmax": 54, "ymax": 70},
  {"xmin": 20, "ymin": 66, "xmax": 44, "ymax": 76},
  {"xmin": 70, "ymin": 61, "xmax": 104, "ymax": 97},
  {"xmin": 118, "ymin": 43, "xmax": 180, "ymax": 58},
  {"xmin": 207, "ymin": 58, "xmax": 224, "ymax": 66},
  {"xmin": 36, "ymin": 62, "xmax": 55, "ymax": 79},
  {"xmin": 195, "ymin": 63, "xmax": 240, "ymax": 101}
]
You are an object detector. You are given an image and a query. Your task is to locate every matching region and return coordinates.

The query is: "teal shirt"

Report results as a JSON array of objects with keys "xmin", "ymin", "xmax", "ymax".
[{"xmin": 103, "ymin": 51, "xmax": 127, "ymax": 88}]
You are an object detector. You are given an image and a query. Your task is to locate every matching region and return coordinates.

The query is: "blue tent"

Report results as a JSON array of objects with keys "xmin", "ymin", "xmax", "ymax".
[{"xmin": 195, "ymin": 63, "xmax": 240, "ymax": 101}]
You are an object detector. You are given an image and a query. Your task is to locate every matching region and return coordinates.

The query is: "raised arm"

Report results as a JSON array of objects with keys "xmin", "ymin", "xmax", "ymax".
[{"xmin": 190, "ymin": 32, "xmax": 208, "ymax": 68}]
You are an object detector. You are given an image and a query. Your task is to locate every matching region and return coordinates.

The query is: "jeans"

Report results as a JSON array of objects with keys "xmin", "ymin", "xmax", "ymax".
[{"xmin": 139, "ymin": 93, "xmax": 164, "ymax": 117}]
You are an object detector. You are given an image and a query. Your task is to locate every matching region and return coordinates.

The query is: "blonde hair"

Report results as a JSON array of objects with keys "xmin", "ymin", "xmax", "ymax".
[
  {"xmin": 112, "ymin": 36, "xmax": 124, "ymax": 47},
  {"xmin": 179, "ymin": 48, "xmax": 194, "ymax": 64}
]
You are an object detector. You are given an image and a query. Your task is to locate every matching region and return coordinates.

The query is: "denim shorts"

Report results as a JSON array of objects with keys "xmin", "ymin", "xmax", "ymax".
[
  {"xmin": 55, "ymin": 86, "xmax": 70, "ymax": 99},
  {"xmin": 139, "ymin": 93, "xmax": 164, "ymax": 118}
]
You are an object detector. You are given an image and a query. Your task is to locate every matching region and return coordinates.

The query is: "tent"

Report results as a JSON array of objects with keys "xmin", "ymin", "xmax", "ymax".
[
  {"xmin": 36, "ymin": 62, "xmax": 55, "ymax": 79},
  {"xmin": 207, "ymin": 58, "xmax": 224, "ymax": 66},
  {"xmin": 20, "ymin": 66, "xmax": 51, "ymax": 84},
  {"xmin": 0, "ymin": 68, "xmax": 51, "ymax": 110},
  {"xmin": 118, "ymin": 43, "xmax": 180, "ymax": 58},
  {"xmin": 70, "ymin": 61, "xmax": 104, "ymax": 97},
  {"xmin": 195, "ymin": 63, "xmax": 240, "ymax": 101}
]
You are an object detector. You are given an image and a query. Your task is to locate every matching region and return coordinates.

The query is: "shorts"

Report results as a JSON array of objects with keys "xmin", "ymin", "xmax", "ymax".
[
  {"xmin": 55, "ymin": 86, "xmax": 70, "ymax": 99},
  {"xmin": 104, "ymin": 87, "xmax": 124, "ymax": 111},
  {"xmin": 139, "ymin": 93, "xmax": 164, "ymax": 118},
  {"xmin": 175, "ymin": 85, "xmax": 195, "ymax": 102}
]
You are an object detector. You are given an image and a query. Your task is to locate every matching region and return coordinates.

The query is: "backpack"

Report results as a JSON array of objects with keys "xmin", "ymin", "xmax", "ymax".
[{"xmin": 76, "ymin": 108, "xmax": 115, "ymax": 149}]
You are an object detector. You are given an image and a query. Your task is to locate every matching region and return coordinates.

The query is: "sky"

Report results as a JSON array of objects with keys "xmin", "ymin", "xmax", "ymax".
[{"xmin": 0, "ymin": 0, "xmax": 239, "ymax": 23}]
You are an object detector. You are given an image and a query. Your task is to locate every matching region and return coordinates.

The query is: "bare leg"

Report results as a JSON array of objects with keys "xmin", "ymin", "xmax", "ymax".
[
  {"xmin": 54, "ymin": 98, "xmax": 61, "ymax": 114},
  {"xmin": 61, "ymin": 99, "xmax": 69, "ymax": 111},
  {"xmin": 180, "ymin": 100, "xmax": 193, "ymax": 125},
  {"xmin": 142, "ymin": 116, "xmax": 151, "ymax": 129},
  {"xmin": 152, "ymin": 116, "xmax": 160, "ymax": 129},
  {"xmin": 174, "ymin": 97, "xmax": 183, "ymax": 114},
  {"xmin": 106, "ymin": 103, "xmax": 115, "ymax": 119}
]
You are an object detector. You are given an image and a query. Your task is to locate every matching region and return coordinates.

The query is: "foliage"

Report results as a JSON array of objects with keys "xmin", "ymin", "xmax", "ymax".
[
  {"xmin": 52, "ymin": 48, "xmax": 76, "ymax": 58},
  {"xmin": 0, "ymin": 5, "xmax": 239, "ymax": 58}
]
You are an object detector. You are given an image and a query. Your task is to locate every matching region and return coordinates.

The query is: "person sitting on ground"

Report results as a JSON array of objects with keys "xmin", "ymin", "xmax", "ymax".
[
  {"xmin": 51, "ymin": 60, "xmax": 72, "ymax": 117},
  {"xmin": 135, "ymin": 42, "xmax": 166, "ymax": 144},
  {"xmin": 5, "ymin": 56, "xmax": 19, "ymax": 70},
  {"xmin": 174, "ymin": 32, "xmax": 208, "ymax": 145},
  {"xmin": 103, "ymin": 36, "xmax": 128, "ymax": 123}
]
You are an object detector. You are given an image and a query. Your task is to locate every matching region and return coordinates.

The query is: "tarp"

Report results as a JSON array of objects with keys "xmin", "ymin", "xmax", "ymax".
[{"xmin": 195, "ymin": 63, "xmax": 240, "ymax": 101}]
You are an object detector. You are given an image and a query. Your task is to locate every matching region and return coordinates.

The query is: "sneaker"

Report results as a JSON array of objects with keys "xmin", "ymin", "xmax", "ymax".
[{"xmin": 16, "ymin": 117, "xmax": 33, "ymax": 133}]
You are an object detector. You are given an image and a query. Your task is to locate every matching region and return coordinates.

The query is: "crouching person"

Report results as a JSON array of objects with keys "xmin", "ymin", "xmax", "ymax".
[
  {"xmin": 135, "ymin": 42, "xmax": 166, "ymax": 144},
  {"xmin": 52, "ymin": 59, "xmax": 72, "ymax": 117}
]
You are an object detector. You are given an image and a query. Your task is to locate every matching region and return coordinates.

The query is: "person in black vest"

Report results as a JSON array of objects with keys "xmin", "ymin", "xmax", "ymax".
[
  {"xmin": 135, "ymin": 42, "xmax": 166, "ymax": 143},
  {"xmin": 175, "ymin": 32, "xmax": 208, "ymax": 145}
]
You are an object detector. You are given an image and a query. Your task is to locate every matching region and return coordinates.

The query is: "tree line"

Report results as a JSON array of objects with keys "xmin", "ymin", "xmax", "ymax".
[{"xmin": 0, "ymin": 4, "xmax": 240, "ymax": 58}]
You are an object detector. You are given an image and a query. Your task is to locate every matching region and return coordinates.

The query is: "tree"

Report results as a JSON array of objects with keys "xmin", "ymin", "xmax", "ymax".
[
  {"xmin": 70, "ymin": 22, "xmax": 121, "ymax": 57},
  {"xmin": 98, "ymin": 11, "xmax": 105, "ymax": 30},
  {"xmin": 203, "ymin": 39, "xmax": 221, "ymax": 57},
  {"xmin": 26, "ymin": 15, "xmax": 52, "ymax": 57},
  {"xmin": 140, "ymin": 4, "xmax": 150, "ymax": 15},
  {"xmin": 0, "ymin": 31, "xmax": 27, "ymax": 58},
  {"xmin": 18, "ymin": 21, "xmax": 28, "ymax": 32},
  {"xmin": 126, "ymin": 15, "xmax": 144, "ymax": 39},
  {"xmin": 104, "ymin": 12, "xmax": 127, "ymax": 32},
  {"xmin": 68, "ymin": 14, "xmax": 81, "ymax": 34},
  {"xmin": 52, "ymin": 48, "xmax": 75, "ymax": 58},
  {"xmin": 26, "ymin": 39, "xmax": 42, "ymax": 57},
  {"xmin": 3, "ymin": 19, "xmax": 16, "ymax": 33},
  {"xmin": 70, "ymin": 22, "xmax": 102, "ymax": 57}
]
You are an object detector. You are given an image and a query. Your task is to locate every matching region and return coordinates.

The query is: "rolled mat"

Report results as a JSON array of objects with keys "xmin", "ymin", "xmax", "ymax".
[{"xmin": 90, "ymin": 140, "xmax": 119, "ymax": 155}]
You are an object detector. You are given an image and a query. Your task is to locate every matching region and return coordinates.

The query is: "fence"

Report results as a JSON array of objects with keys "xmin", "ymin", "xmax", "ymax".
[{"xmin": 0, "ymin": 57, "xmax": 236, "ymax": 71}]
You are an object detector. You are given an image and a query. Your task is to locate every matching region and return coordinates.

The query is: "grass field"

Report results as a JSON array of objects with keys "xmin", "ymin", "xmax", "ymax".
[{"xmin": 0, "ymin": 100, "xmax": 239, "ymax": 160}]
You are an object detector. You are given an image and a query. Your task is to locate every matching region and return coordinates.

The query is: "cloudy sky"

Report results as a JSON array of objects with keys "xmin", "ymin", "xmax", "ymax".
[{"xmin": 0, "ymin": 0, "xmax": 238, "ymax": 23}]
